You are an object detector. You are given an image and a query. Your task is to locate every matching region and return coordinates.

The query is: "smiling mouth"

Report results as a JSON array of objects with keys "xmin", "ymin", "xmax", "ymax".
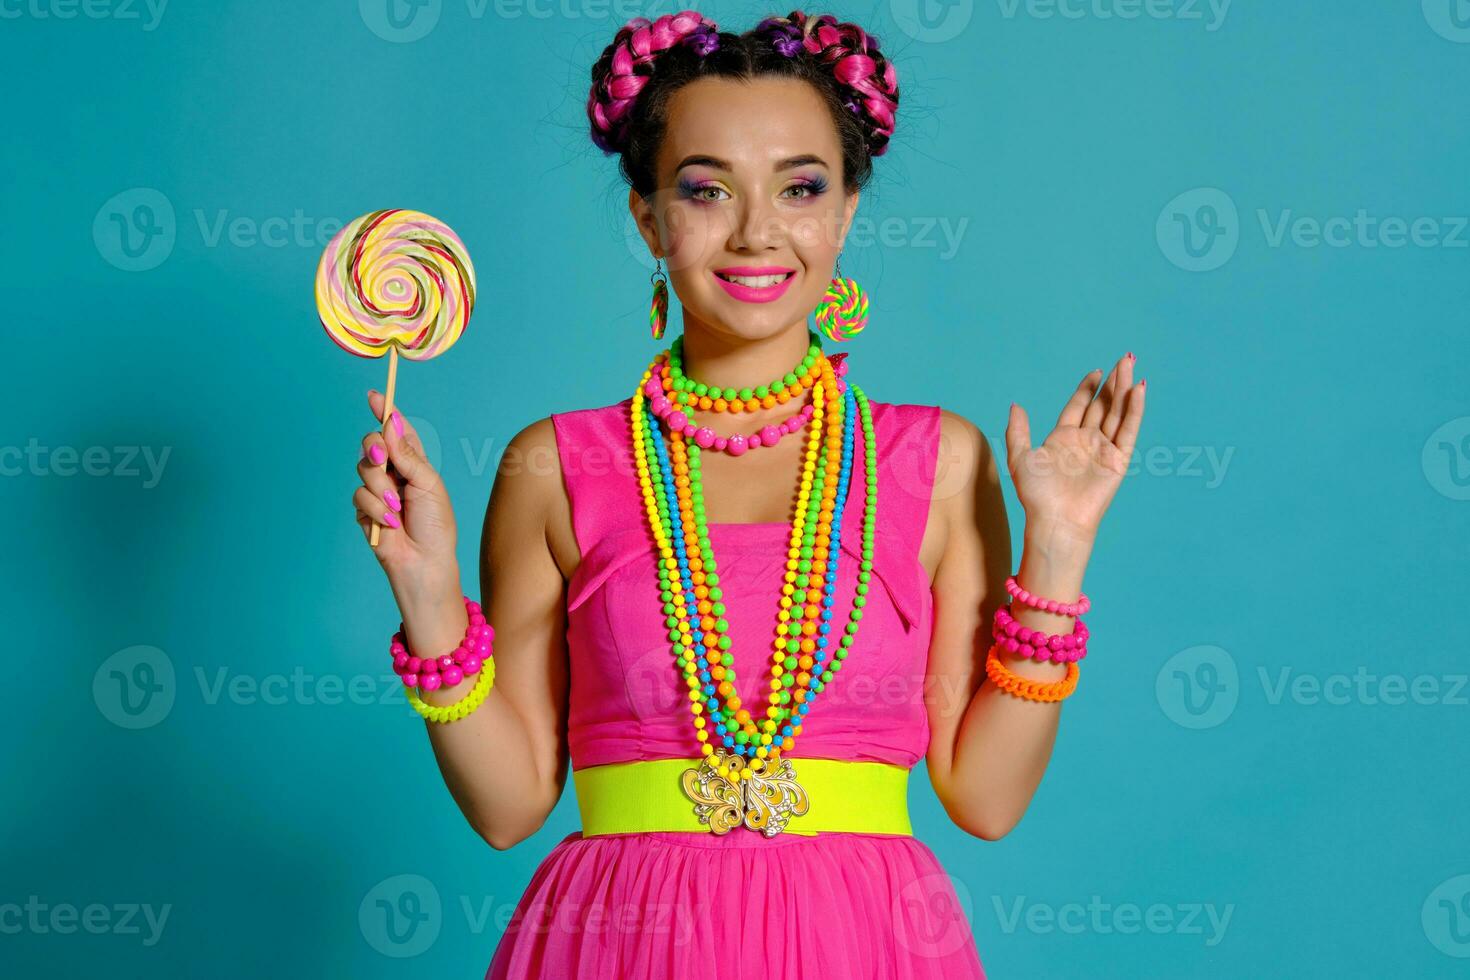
[{"xmin": 714, "ymin": 271, "xmax": 795, "ymax": 288}]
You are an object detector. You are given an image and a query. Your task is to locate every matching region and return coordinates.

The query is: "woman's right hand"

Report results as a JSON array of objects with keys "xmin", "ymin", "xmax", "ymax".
[{"xmin": 353, "ymin": 390, "xmax": 460, "ymax": 602}]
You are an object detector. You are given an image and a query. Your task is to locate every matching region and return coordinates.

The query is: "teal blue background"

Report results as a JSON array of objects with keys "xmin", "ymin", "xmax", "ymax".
[{"xmin": 5, "ymin": 1, "xmax": 1469, "ymax": 976}]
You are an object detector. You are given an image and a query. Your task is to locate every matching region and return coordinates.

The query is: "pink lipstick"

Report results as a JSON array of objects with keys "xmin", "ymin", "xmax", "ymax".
[{"xmin": 712, "ymin": 266, "xmax": 797, "ymax": 304}]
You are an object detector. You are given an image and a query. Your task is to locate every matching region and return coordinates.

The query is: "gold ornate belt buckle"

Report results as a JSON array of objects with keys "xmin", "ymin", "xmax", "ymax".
[{"xmin": 680, "ymin": 750, "xmax": 811, "ymax": 837}]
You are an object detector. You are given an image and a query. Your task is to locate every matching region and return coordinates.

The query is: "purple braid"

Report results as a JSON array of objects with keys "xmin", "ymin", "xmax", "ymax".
[
  {"xmin": 754, "ymin": 10, "xmax": 900, "ymax": 156},
  {"xmin": 587, "ymin": 10, "xmax": 721, "ymax": 155}
]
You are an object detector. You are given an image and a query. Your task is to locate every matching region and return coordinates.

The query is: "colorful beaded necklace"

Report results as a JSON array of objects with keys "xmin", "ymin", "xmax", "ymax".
[
  {"xmin": 628, "ymin": 343, "xmax": 879, "ymax": 836},
  {"xmin": 664, "ymin": 329, "xmax": 823, "ymax": 412}
]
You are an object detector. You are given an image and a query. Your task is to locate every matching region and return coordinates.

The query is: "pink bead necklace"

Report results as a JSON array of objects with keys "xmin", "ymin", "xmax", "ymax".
[{"xmin": 641, "ymin": 369, "xmax": 815, "ymax": 456}]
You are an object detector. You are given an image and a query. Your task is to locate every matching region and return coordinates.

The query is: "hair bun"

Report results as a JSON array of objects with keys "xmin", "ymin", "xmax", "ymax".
[
  {"xmin": 588, "ymin": 10, "xmax": 721, "ymax": 155},
  {"xmin": 756, "ymin": 10, "xmax": 899, "ymax": 156}
]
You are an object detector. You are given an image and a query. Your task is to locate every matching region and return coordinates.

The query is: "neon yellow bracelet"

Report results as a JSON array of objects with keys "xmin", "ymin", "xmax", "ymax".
[{"xmin": 406, "ymin": 657, "xmax": 495, "ymax": 723}]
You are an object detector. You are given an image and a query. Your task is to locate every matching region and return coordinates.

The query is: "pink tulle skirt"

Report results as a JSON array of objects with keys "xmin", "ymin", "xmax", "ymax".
[{"xmin": 485, "ymin": 830, "xmax": 986, "ymax": 979}]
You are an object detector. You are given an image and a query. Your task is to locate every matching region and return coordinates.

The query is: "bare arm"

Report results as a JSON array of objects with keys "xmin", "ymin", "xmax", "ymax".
[
  {"xmin": 925, "ymin": 358, "xmax": 1145, "ymax": 840},
  {"xmin": 923, "ymin": 408, "xmax": 1069, "ymax": 841},
  {"xmin": 396, "ymin": 417, "xmax": 571, "ymax": 851}
]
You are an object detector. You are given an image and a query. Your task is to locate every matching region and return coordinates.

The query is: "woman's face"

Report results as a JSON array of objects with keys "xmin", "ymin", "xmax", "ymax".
[{"xmin": 631, "ymin": 75, "xmax": 859, "ymax": 341}]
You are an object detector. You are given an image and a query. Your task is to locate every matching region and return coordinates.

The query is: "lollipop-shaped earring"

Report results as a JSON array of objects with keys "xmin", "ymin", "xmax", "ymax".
[
  {"xmin": 813, "ymin": 255, "xmax": 868, "ymax": 342},
  {"xmin": 315, "ymin": 208, "xmax": 477, "ymax": 546}
]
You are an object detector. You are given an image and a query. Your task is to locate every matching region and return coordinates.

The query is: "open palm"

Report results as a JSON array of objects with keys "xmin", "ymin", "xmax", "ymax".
[{"xmin": 1005, "ymin": 353, "xmax": 1147, "ymax": 540}]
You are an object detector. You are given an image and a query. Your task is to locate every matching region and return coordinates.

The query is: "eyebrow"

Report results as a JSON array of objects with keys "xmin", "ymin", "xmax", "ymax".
[{"xmin": 674, "ymin": 154, "xmax": 829, "ymax": 172}]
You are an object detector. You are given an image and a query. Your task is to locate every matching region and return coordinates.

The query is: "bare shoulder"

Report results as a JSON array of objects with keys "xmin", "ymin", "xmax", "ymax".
[
  {"xmin": 491, "ymin": 416, "xmax": 565, "ymax": 509},
  {"xmin": 924, "ymin": 405, "xmax": 1009, "ymax": 579},
  {"xmin": 935, "ymin": 405, "xmax": 1000, "ymax": 507},
  {"xmin": 481, "ymin": 415, "xmax": 578, "ymax": 582},
  {"xmin": 929, "ymin": 404, "xmax": 1010, "ymax": 585}
]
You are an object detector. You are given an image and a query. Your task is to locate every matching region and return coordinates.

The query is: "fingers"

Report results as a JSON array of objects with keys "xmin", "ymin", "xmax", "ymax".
[
  {"xmin": 1057, "ymin": 369, "xmax": 1104, "ymax": 430},
  {"xmin": 1101, "ymin": 353, "xmax": 1135, "ymax": 441},
  {"xmin": 354, "ymin": 484, "xmax": 401, "ymax": 534},
  {"xmin": 368, "ymin": 389, "xmax": 429, "ymax": 458},
  {"xmin": 365, "ymin": 390, "xmax": 442, "ymax": 494},
  {"xmin": 1113, "ymin": 377, "xmax": 1147, "ymax": 459},
  {"xmin": 1005, "ymin": 401, "xmax": 1031, "ymax": 472},
  {"xmin": 1080, "ymin": 362, "xmax": 1117, "ymax": 430},
  {"xmin": 357, "ymin": 445, "xmax": 403, "ymax": 519},
  {"xmin": 355, "ymin": 506, "xmax": 377, "ymax": 544}
]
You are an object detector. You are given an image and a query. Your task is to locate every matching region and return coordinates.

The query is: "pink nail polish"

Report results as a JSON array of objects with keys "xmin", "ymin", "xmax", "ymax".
[
  {"xmin": 391, "ymin": 410, "xmax": 405, "ymax": 438},
  {"xmin": 1127, "ymin": 351, "xmax": 1135, "ymax": 361},
  {"xmin": 381, "ymin": 509, "xmax": 400, "ymax": 529},
  {"xmin": 1140, "ymin": 378, "xmax": 1147, "ymax": 389},
  {"xmin": 384, "ymin": 489, "xmax": 401, "ymax": 512},
  {"xmin": 368, "ymin": 443, "xmax": 386, "ymax": 465}
]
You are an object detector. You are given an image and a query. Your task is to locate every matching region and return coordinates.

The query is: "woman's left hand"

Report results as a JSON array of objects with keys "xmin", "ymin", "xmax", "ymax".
[{"xmin": 1005, "ymin": 352, "xmax": 1147, "ymax": 546}]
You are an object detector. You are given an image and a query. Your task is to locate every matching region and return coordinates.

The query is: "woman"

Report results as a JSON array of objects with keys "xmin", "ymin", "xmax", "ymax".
[{"xmin": 352, "ymin": 10, "xmax": 1146, "ymax": 977}]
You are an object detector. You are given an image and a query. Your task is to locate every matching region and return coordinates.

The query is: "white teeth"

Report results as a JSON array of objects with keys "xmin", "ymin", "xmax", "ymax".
[{"xmin": 718, "ymin": 273, "xmax": 789, "ymax": 288}]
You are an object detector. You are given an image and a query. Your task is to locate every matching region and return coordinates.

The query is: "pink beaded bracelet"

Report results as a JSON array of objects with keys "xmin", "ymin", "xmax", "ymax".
[
  {"xmin": 992, "ymin": 604, "xmax": 1089, "ymax": 664},
  {"xmin": 390, "ymin": 596, "xmax": 495, "ymax": 691},
  {"xmin": 1005, "ymin": 575, "xmax": 1090, "ymax": 617}
]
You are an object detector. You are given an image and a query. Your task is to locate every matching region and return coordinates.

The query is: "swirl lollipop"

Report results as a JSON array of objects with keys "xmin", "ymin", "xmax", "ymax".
[{"xmin": 316, "ymin": 208, "xmax": 477, "ymax": 545}]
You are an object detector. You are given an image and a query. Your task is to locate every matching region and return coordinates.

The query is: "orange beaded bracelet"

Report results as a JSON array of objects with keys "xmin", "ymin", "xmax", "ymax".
[{"xmin": 984, "ymin": 644, "xmax": 1079, "ymax": 702}]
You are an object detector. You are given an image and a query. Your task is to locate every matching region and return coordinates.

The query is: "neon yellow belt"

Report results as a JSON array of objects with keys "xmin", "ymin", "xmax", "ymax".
[{"xmin": 573, "ymin": 755, "xmax": 913, "ymax": 838}]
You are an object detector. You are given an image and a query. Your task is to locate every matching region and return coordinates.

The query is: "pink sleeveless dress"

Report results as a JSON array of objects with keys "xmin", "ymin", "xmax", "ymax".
[{"xmin": 485, "ymin": 395, "xmax": 986, "ymax": 979}]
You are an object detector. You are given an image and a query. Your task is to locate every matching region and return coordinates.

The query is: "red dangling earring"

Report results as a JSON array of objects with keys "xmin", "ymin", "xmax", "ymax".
[
  {"xmin": 650, "ymin": 256, "xmax": 669, "ymax": 340},
  {"xmin": 813, "ymin": 255, "xmax": 868, "ymax": 342}
]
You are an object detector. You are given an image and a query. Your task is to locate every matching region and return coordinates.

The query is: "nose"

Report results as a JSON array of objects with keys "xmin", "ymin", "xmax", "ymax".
[{"xmin": 727, "ymin": 196, "xmax": 785, "ymax": 253}]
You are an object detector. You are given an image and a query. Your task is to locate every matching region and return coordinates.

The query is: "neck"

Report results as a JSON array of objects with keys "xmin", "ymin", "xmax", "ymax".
[{"xmin": 676, "ymin": 320, "xmax": 815, "ymax": 392}]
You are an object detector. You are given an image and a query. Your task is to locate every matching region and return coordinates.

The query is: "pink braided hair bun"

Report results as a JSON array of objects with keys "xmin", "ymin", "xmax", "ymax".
[
  {"xmin": 587, "ymin": 10, "xmax": 721, "ymax": 155},
  {"xmin": 756, "ymin": 10, "xmax": 900, "ymax": 155}
]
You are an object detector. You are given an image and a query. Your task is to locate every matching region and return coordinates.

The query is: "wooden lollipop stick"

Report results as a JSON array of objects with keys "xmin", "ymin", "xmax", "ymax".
[{"xmin": 370, "ymin": 346, "xmax": 400, "ymax": 548}]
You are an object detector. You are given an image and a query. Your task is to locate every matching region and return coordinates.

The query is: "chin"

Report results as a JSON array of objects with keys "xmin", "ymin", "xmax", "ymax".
[{"xmin": 693, "ymin": 306, "xmax": 803, "ymax": 340}]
